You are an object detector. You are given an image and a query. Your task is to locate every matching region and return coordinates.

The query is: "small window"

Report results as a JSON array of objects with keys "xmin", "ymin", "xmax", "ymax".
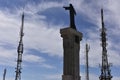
[{"xmin": 75, "ymin": 36, "xmax": 79, "ymax": 44}]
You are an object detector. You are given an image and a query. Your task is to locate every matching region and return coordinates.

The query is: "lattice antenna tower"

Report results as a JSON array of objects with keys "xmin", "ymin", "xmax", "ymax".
[
  {"xmin": 3, "ymin": 68, "xmax": 6, "ymax": 80},
  {"xmin": 99, "ymin": 9, "xmax": 112, "ymax": 80},
  {"xmin": 15, "ymin": 12, "xmax": 24, "ymax": 80},
  {"xmin": 85, "ymin": 43, "xmax": 90, "ymax": 80}
]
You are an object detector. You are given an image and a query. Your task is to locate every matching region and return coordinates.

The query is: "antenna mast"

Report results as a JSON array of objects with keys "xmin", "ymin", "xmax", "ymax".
[
  {"xmin": 99, "ymin": 9, "xmax": 112, "ymax": 80},
  {"xmin": 3, "ymin": 68, "xmax": 6, "ymax": 80},
  {"xmin": 85, "ymin": 43, "xmax": 90, "ymax": 80},
  {"xmin": 15, "ymin": 12, "xmax": 24, "ymax": 80}
]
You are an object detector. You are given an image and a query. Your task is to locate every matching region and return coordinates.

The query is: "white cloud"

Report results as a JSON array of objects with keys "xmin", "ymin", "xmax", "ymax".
[
  {"xmin": 0, "ymin": 0, "xmax": 119, "ymax": 69},
  {"xmin": 65, "ymin": 0, "xmax": 120, "ymax": 68},
  {"xmin": 24, "ymin": 1, "xmax": 63, "ymax": 15},
  {"xmin": 0, "ymin": 47, "xmax": 16, "ymax": 66},
  {"xmin": 42, "ymin": 74, "xmax": 61, "ymax": 80},
  {"xmin": 0, "ymin": 1, "xmax": 63, "ymax": 68},
  {"xmin": 81, "ymin": 72, "xmax": 100, "ymax": 80},
  {"xmin": 80, "ymin": 38, "xmax": 101, "ymax": 67},
  {"xmin": 80, "ymin": 28, "xmax": 120, "ymax": 67},
  {"xmin": 40, "ymin": 63, "xmax": 56, "ymax": 69},
  {"xmin": 0, "ymin": 1, "xmax": 120, "ymax": 80},
  {"xmin": 108, "ymin": 49, "xmax": 120, "ymax": 66},
  {"xmin": 23, "ymin": 53, "xmax": 45, "ymax": 63},
  {"xmin": 23, "ymin": 20, "xmax": 63, "ymax": 57}
]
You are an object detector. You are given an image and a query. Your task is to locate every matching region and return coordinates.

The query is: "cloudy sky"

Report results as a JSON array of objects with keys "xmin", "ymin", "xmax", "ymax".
[{"xmin": 0, "ymin": 0, "xmax": 120, "ymax": 80}]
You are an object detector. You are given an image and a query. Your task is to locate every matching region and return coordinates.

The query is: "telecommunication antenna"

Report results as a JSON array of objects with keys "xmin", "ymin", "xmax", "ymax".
[
  {"xmin": 99, "ymin": 9, "xmax": 112, "ymax": 80},
  {"xmin": 3, "ymin": 68, "xmax": 6, "ymax": 80},
  {"xmin": 15, "ymin": 12, "xmax": 24, "ymax": 80},
  {"xmin": 85, "ymin": 43, "xmax": 90, "ymax": 80}
]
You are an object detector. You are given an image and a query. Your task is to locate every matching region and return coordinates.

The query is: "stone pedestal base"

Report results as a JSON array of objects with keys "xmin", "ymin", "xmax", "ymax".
[
  {"xmin": 62, "ymin": 75, "xmax": 73, "ymax": 80},
  {"xmin": 60, "ymin": 27, "xmax": 82, "ymax": 80},
  {"xmin": 62, "ymin": 75, "xmax": 81, "ymax": 80}
]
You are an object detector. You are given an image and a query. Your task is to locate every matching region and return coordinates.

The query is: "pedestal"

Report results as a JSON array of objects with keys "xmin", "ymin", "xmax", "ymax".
[{"xmin": 60, "ymin": 27, "xmax": 82, "ymax": 80}]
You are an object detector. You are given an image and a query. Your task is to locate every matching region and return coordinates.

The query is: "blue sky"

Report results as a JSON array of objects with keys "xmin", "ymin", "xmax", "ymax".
[{"xmin": 0, "ymin": 0, "xmax": 120, "ymax": 80}]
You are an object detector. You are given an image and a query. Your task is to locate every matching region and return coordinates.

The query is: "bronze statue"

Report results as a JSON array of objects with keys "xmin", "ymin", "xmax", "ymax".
[{"xmin": 63, "ymin": 4, "xmax": 77, "ymax": 30}]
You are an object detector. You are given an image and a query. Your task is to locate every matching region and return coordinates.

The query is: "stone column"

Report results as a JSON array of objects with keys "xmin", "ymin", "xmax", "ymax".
[{"xmin": 60, "ymin": 27, "xmax": 83, "ymax": 80}]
